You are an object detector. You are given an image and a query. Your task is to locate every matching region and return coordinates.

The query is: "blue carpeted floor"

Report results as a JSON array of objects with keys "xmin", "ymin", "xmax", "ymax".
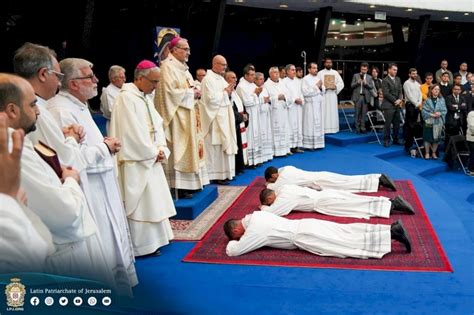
[{"xmin": 129, "ymin": 133, "xmax": 474, "ymax": 315}]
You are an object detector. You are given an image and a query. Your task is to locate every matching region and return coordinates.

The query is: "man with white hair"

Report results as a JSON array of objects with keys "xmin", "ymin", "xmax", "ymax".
[
  {"xmin": 155, "ymin": 37, "xmax": 209, "ymax": 198},
  {"xmin": 283, "ymin": 64, "xmax": 304, "ymax": 153},
  {"xmin": 47, "ymin": 58, "xmax": 137, "ymax": 294},
  {"xmin": 199, "ymin": 55, "xmax": 238, "ymax": 184},
  {"xmin": 110, "ymin": 60, "xmax": 176, "ymax": 256},
  {"xmin": 264, "ymin": 66, "xmax": 291, "ymax": 157},
  {"xmin": 100, "ymin": 65, "xmax": 126, "ymax": 135}
]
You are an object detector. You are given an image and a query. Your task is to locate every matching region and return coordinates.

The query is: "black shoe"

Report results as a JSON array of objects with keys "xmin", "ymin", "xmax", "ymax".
[
  {"xmin": 178, "ymin": 190, "xmax": 193, "ymax": 199},
  {"xmin": 390, "ymin": 196, "xmax": 415, "ymax": 215},
  {"xmin": 295, "ymin": 148, "xmax": 305, "ymax": 153},
  {"xmin": 361, "ymin": 129, "xmax": 367, "ymax": 134},
  {"xmin": 137, "ymin": 249, "xmax": 161, "ymax": 258},
  {"xmin": 379, "ymin": 174, "xmax": 397, "ymax": 191},
  {"xmin": 393, "ymin": 139, "xmax": 403, "ymax": 145},
  {"xmin": 215, "ymin": 179, "xmax": 230, "ymax": 185},
  {"xmin": 391, "ymin": 220, "xmax": 412, "ymax": 253},
  {"xmin": 384, "ymin": 141, "xmax": 390, "ymax": 147}
]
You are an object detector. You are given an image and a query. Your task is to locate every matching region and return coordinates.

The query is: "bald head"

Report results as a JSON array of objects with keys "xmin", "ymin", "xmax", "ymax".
[{"xmin": 212, "ymin": 55, "xmax": 228, "ymax": 75}]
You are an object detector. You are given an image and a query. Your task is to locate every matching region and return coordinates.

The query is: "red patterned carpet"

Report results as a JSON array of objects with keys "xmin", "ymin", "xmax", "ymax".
[{"xmin": 183, "ymin": 177, "xmax": 452, "ymax": 272}]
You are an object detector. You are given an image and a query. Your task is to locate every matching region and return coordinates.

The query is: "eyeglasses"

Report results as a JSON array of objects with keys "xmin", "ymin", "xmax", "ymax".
[
  {"xmin": 176, "ymin": 46, "xmax": 191, "ymax": 53},
  {"xmin": 143, "ymin": 76, "xmax": 159, "ymax": 85},
  {"xmin": 71, "ymin": 73, "xmax": 97, "ymax": 81},
  {"xmin": 217, "ymin": 62, "xmax": 228, "ymax": 67},
  {"xmin": 47, "ymin": 69, "xmax": 64, "ymax": 80}
]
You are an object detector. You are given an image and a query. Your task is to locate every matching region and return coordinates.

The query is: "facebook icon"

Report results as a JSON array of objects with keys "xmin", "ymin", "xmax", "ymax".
[{"xmin": 30, "ymin": 296, "xmax": 40, "ymax": 306}]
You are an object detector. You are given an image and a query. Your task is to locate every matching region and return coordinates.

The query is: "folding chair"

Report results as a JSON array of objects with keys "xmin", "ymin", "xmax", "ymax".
[
  {"xmin": 412, "ymin": 123, "xmax": 425, "ymax": 159},
  {"xmin": 366, "ymin": 110, "xmax": 389, "ymax": 145},
  {"xmin": 446, "ymin": 135, "xmax": 470, "ymax": 175},
  {"xmin": 338, "ymin": 101, "xmax": 355, "ymax": 132}
]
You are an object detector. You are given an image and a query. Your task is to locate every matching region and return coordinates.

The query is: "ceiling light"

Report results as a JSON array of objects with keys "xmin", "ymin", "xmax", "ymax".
[
  {"xmin": 331, "ymin": 20, "xmax": 336, "ymax": 25},
  {"xmin": 464, "ymin": 12, "xmax": 470, "ymax": 16},
  {"xmin": 369, "ymin": 5, "xmax": 376, "ymax": 8},
  {"xmin": 443, "ymin": 16, "xmax": 449, "ymax": 20},
  {"xmin": 344, "ymin": 37, "xmax": 348, "ymax": 41},
  {"xmin": 367, "ymin": 17, "xmax": 371, "ymax": 20},
  {"xmin": 357, "ymin": 18, "xmax": 361, "ymax": 21},
  {"xmin": 334, "ymin": 36, "xmax": 338, "ymax": 39},
  {"xmin": 356, "ymin": 22, "xmax": 361, "ymax": 26},
  {"xmin": 406, "ymin": 8, "xmax": 413, "ymax": 12},
  {"xmin": 234, "ymin": 0, "xmax": 244, "ymax": 2},
  {"xmin": 279, "ymin": 3, "xmax": 288, "ymax": 8},
  {"xmin": 342, "ymin": 23, "xmax": 346, "ymax": 28}
]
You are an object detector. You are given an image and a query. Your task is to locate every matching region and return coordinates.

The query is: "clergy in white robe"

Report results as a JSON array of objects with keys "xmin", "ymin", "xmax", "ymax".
[
  {"xmin": 100, "ymin": 65, "xmax": 126, "ymax": 135},
  {"xmin": 317, "ymin": 58, "xmax": 344, "ymax": 134},
  {"xmin": 110, "ymin": 62, "xmax": 176, "ymax": 256},
  {"xmin": 302, "ymin": 63, "xmax": 325, "ymax": 149},
  {"xmin": 282, "ymin": 64, "xmax": 304, "ymax": 150},
  {"xmin": 236, "ymin": 66, "xmax": 263, "ymax": 165},
  {"xmin": 155, "ymin": 38, "xmax": 209, "ymax": 192},
  {"xmin": 47, "ymin": 58, "xmax": 137, "ymax": 293},
  {"xmin": 264, "ymin": 67, "xmax": 292, "ymax": 156},
  {"xmin": 255, "ymin": 72, "xmax": 273, "ymax": 161},
  {"xmin": 266, "ymin": 165, "xmax": 384, "ymax": 192},
  {"xmin": 225, "ymin": 211, "xmax": 395, "ymax": 258},
  {"xmin": 260, "ymin": 184, "xmax": 392, "ymax": 219},
  {"xmin": 0, "ymin": 194, "xmax": 53, "ymax": 273},
  {"xmin": 199, "ymin": 55, "xmax": 238, "ymax": 181}
]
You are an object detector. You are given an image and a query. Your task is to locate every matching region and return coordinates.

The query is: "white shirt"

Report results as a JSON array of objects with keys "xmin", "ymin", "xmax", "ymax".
[{"xmin": 403, "ymin": 78, "xmax": 422, "ymax": 107}]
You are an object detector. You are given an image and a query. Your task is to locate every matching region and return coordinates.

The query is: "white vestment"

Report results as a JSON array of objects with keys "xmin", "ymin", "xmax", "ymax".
[
  {"xmin": 199, "ymin": 70, "xmax": 237, "ymax": 180},
  {"xmin": 47, "ymin": 91, "xmax": 137, "ymax": 293},
  {"xmin": 257, "ymin": 86, "xmax": 273, "ymax": 161},
  {"xmin": 262, "ymin": 184, "xmax": 391, "ymax": 219},
  {"xmin": 226, "ymin": 211, "xmax": 391, "ymax": 259},
  {"xmin": 268, "ymin": 166, "xmax": 381, "ymax": 193},
  {"xmin": 301, "ymin": 74, "xmax": 325, "ymax": 149},
  {"xmin": 282, "ymin": 77, "xmax": 304, "ymax": 148},
  {"xmin": 264, "ymin": 78, "xmax": 291, "ymax": 156},
  {"xmin": 110, "ymin": 83, "xmax": 176, "ymax": 256},
  {"xmin": 236, "ymin": 78, "xmax": 262, "ymax": 165},
  {"xmin": 100, "ymin": 83, "xmax": 121, "ymax": 135},
  {"xmin": 0, "ymin": 194, "xmax": 53, "ymax": 273},
  {"xmin": 317, "ymin": 69, "xmax": 344, "ymax": 134},
  {"xmin": 18, "ymin": 133, "xmax": 114, "ymax": 286}
]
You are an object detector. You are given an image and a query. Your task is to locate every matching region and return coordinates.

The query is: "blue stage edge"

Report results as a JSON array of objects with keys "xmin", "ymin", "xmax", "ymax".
[{"xmin": 173, "ymin": 185, "xmax": 218, "ymax": 220}]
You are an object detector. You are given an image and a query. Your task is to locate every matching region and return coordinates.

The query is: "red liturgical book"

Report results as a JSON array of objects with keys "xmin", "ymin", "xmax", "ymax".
[{"xmin": 34, "ymin": 141, "xmax": 62, "ymax": 179}]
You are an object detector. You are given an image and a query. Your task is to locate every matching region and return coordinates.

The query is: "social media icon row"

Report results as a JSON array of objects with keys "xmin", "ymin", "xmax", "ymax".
[{"xmin": 30, "ymin": 296, "xmax": 111, "ymax": 306}]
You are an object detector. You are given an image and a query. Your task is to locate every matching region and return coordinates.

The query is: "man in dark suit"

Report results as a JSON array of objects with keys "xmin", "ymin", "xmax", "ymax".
[
  {"xmin": 381, "ymin": 63, "xmax": 404, "ymax": 147},
  {"xmin": 351, "ymin": 62, "xmax": 376, "ymax": 133},
  {"xmin": 445, "ymin": 84, "xmax": 468, "ymax": 144}
]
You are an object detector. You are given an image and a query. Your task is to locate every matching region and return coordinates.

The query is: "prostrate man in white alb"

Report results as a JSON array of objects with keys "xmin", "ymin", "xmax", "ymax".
[
  {"xmin": 0, "ymin": 73, "xmax": 114, "ymax": 286},
  {"xmin": 199, "ymin": 55, "xmax": 238, "ymax": 184},
  {"xmin": 264, "ymin": 66, "xmax": 291, "ymax": 157},
  {"xmin": 301, "ymin": 62, "xmax": 325, "ymax": 150},
  {"xmin": 236, "ymin": 64, "xmax": 263, "ymax": 166},
  {"xmin": 100, "ymin": 65, "xmax": 126, "ymax": 135},
  {"xmin": 111, "ymin": 60, "xmax": 176, "ymax": 257},
  {"xmin": 264, "ymin": 166, "xmax": 397, "ymax": 192},
  {"xmin": 254, "ymin": 72, "xmax": 273, "ymax": 162},
  {"xmin": 0, "ymin": 112, "xmax": 53, "ymax": 273},
  {"xmin": 259, "ymin": 184, "xmax": 414, "ymax": 219},
  {"xmin": 224, "ymin": 211, "xmax": 412, "ymax": 257},
  {"xmin": 317, "ymin": 58, "xmax": 344, "ymax": 134},
  {"xmin": 283, "ymin": 64, "xmax": 304, "ymax": 153},
  {"xmin": 47, "ymin": 58, "xmax": 137, "ymax": 294}
]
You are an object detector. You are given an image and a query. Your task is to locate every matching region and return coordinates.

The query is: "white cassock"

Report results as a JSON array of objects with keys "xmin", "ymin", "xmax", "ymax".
[
  {"xmin": 17, "ymin": 132, "xmax": 115, "ymax": 286},
  {"xmin": 230, "ymin": 90, "xmax": 249, "ymax": 166},
  {"xmin": 262, "ymin": 184, "xmax": 391, "ymax": 219},
  {"xmin": 199, "ymin": 70, "xmax": 238, "ymax": 180},
  {"xmin": 226, "ymin": 211, "xmax": 391, "ymax": 259},
  {"xmin": 282, "ymin": 77, "xmax": 304, "ymax": 148},
  {"xmin": 317, "ymin": 69, "xmax": 344, "ymax": 134},
  {"xmin": 257, "ymin": 86, "xmax": 273, "ymax": 162},
  {"xmin": 47, "ymin": 91, "xmax": 137, "ymax": 292},
  {"xmin": 268, "ymin": 166, "xmax": 381, "ymax": 192},
  {"xmin": 110, "ymin": 83, "xmax": 176, "ymax": 256},
  {"xmin": 264, "ymin": 78, "xmax": 291, "ymax": 156},
  {"xmin": 236, "ymin": 78, "xmax": 262, "ymax": 165},
  {"xmin": 0, "ymin": 194, "xmax": 53, "ymax": 273},
  {"xmin": 100, "ymin": 83, "xmax": 121, "ymax": 135},
  {"xmin": 301, "ymin": 74, "xmax": 325, "ymax": 149}
]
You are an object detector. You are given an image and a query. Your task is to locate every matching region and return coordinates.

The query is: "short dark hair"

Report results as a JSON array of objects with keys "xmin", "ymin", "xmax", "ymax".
[
  {"xmin": 388, "ymin": 63, "xmax": 398, "ymax": 69},
  {"xmin": 408, "ymin": 68, "xmax": 417, "ymax": 74},
  {"xmin": 452, "ymin": 84, "xmax": 462, "ymax": 90},
  {"xmin": 441, "ymin": 72, "xmax": 449, "ymax": 77},
  {"xmin": 307, "ymin": 62, "xmax": 317, "ymax": 71},
  {"xmin": 296, "ymin": 66, "xmax": 303, "ymax": 72},
  {"xmin": 425, "ymin": 72, "xmax": 433, "ymax": 78},
  {"xmin": 243, "ymin": 64, "xmax": 255, "ymax": 76},
  {"xmin": 453, "ymin": 74, "xmax": 462, "ymax": 79},
  {"xmin": 361, "ymin": 62, "xmax": 369, "ymax": 68},
  {"xmin": 0, "ymin": 78, "xmax": 23, "ymax": 112},
  {"xmin": 264, "ymin": 166, "xmax": 278, "ymax": 181},
  {"xmin": 370, "ymin": 66, "xmax": 379, "ymax": 74},
  {"xmin": 259, "ymin": 188, "xmax": 274, "ymax": 204},
  {"xmin": 223, "ymin": 219, "xmax": 239, "ymax": 240}
]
